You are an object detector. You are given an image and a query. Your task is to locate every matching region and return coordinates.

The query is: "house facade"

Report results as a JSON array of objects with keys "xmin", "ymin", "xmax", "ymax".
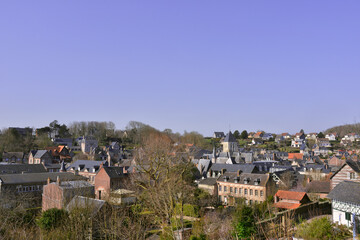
[
  {"xmin": 330, "ymin": 160, "xmax": 360, "ymax": 190},
  {"xmin": 217, "ymin": 172, "xmax": 274, "ymax": 205},
  {"xmin": 28, "ymin": 150, "xmax": 53, "ymax": 165}
]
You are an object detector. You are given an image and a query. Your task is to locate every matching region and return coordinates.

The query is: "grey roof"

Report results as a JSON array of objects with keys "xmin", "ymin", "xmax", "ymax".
[
  {"xmin": 0, "ymin": 172, "xmax": 86, "ymax": 185},
  {"xmin": 223, "ymin": 131, "xmax": 237, "ymax": 142},
  {"xmin": 2, "ymin": 152, "xmax": 25, "ymax": 159},
  {"xmin": 34, "ymin": 150, "xmax": 49, "ymax": 159},
  {"xmin": 198, "ymin": 177, "xmax": 218, "ymax": 186},
  {"xmin": 0, "ymin": 164, "xmax": 47, "ymax": 174},
  {"xmin": 60, "ymin": 161, "xmax": 66, "ymax": 172},
  {"xmin": 45, "ymin": 164, "xmax": 61, "ymax": 169},
  {"xmin": 210, "ymin": 163, "xmax": 258, "ymax": 173},
  {"xmin": 327, "ymin": 181, "xmax": 360, "ymax": 205},
  {"xmin": 103, "ymin": 166, "xmax": 126, "ymax": 178},
  {"xmin": 197, "ymin": 159, "xmax": 211, "ymax": 174},
  {"xmin": 58, "ymin": 180, "xmax": 94, "ymax": 189},
  {"xmin": 217, "ymin": 172, "xmax": 269, "ymax": 187},
  {"xmin": 306, "ymin": 181, "xmax": 330, "ymax": 193},
  {"xmin": 66, "ymin": 196, "xmax": 105, "ymax": 216},
  {"xmin": 68, "ymin": 160, "xmax": 107, "ymax": 172},
  {"xmin": 213, "ymin": 132, "xmax": 225, "ymax": 138}
]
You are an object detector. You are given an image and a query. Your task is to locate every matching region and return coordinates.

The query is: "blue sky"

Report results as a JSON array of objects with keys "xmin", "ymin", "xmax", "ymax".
[{"xmin": 1, "ymin": 1, "xmax": 360, "ymax": 136}]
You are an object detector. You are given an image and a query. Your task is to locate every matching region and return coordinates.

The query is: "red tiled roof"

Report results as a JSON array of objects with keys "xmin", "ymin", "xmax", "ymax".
[
  {"xmin": 275, "ymin": 190, "xmax": 307, "ymax": 201},
  {"xmin": 288, "ymin": 153, "xmax": 303, "ymax": 160},
  {"xmin": 274, "ymin": 202, "xmax": 301, "ymax": 210}
]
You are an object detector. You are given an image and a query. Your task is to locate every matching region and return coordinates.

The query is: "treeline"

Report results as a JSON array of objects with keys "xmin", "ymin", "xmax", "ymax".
[
  {"xmin": 0, "ymin": 120, "xmax": 213, "ymax": 158},
  {"xmin": 324, "ymin": 123, "xmax": 360, "ymax": 137}
]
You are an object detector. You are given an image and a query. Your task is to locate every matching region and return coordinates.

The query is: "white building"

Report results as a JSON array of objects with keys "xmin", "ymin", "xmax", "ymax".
[{"xmin": 328, "ymin": 181, "xmax": 360, "ymax": 229}]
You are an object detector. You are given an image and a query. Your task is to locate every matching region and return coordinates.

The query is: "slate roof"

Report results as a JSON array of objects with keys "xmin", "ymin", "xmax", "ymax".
[
  {"xmin": 66, "ymin": 196, "xmax": 106, "ymax": 216},
  {"xmin": 327, "ymin": 181, "xmax": 360, "ymax": 205},
  {"xmin": 210, "ymin": 163, "xmax": 258, "ymax": 173},
  {"xmin": 58, "ymin": 180, "xmax": 94, "ymax": 189},
  {"xmin": 68, "ymin": 160, "xmax": 107, "ymax": 173},
  {"xmin": 0, "ymin": 164, "xmax": 47, "ymax": 174},
  {"xmin": 197, "ymin": 159, "xmax": 211, "ymax": 174},
  {"xmin": 198, "ymin": 177, "xmax": 218, "ymax": 186},
  {"xmin": 2, "ymin": 152, "xmax": 25, "ymax": 159},
  {"xmin": 223, "ymin": 131, "xmax": 237, "ymax": 142},
  {"xmin": 0, "ymin": 172, "xmax": 86, "ymax": 184},
  {"xmin": 103, "ymin": 166, "xmax": 126, "ymax": 178},
  {"xmin": 34, "ymin": 150, "xmax": 49, "ymax": 159},
  {"xmin": 306, "ymin": 180, "xmax": 331, "ymax": 193},
  {"xmin": 217, "ymin": 172, "xmax": 269, "ymax": 187}
]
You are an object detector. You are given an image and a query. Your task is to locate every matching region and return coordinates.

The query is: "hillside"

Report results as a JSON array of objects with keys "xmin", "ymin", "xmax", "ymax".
[{"xmin": 324, "ymin": 123, "xmax": 360, "ymax": 137}]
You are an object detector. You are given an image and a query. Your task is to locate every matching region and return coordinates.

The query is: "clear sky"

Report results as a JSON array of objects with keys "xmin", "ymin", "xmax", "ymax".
[{"xmin": 1, "ymin": 1, "xmax": 360, "ymax": 136}]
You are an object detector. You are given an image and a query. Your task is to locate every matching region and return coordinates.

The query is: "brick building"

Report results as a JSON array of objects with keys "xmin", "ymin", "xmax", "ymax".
[
  {"xmin": 42, "ymin": 178, "xmax": 94, "ymax": 211},
  {"xmin": 94, "ymin": 166, "xmax": 127, "ymax": 200},
  {"xmin": 0, "ymin": 172, "xmax": 85, "ymax": 208},
  {"xmin": 217, "ymin": 171, "xmax": 275, "ymax": 205}
]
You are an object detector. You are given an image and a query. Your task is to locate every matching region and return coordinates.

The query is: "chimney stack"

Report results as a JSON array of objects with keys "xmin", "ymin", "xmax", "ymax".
[{"xmin": 56, "ymin": 176, "xmax": 60, "ymax": 185}]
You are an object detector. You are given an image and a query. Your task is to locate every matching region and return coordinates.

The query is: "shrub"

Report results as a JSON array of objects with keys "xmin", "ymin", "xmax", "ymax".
[
  {"xmin": 37, "ymin": 208, "xmax": 68, "ymax": 231},
  {"xmin": 295, "ymin": 217, "xmax": 351, "ymax": 240}
]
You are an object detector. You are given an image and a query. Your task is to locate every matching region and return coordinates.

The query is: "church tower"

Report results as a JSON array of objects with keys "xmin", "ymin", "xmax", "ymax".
[{"xmin": 221, "ymin": 131, "xmax": 238, "ymax": 153}]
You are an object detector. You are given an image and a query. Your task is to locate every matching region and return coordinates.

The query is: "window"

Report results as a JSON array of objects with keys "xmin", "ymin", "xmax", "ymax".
[
  {"xmin": 239, "ymin": 188, "xmax": 242, "ymax": 194},
  {"xmin": 250, "ymin": 200, "xmax": 253, "ymax": 205},
  {"xmin": 346, "ymin": 212, "xmax": 351, "ymax": 221},
  {"xmin": 250, "ymin": 189, "xmax": 253, "ymax": 195},
  {"xmin": 219, "ymin": 185, "xmax": 222, "ymax": 192},
  {"xmin": 255, "ymin": 190, "xmax": 258, "ymax": 196},
  {"xmin": 350, "ymin": 172, "xmax": 356, "ymax": 179},
  {"xmin": 260, "ymin": 190, "xmax": 264, "ymax": 197},
  {"xmin": 234, "ymin": 188, "xmax": 237, "ymax": 194},
  {"xmin": 230, "ymin": 187, "xmax": 233, "ymax": 193},
  {"xmin": 224, "ymin": 186, "xmax": 227, "ymax": 192},
  {"xmin": 244, "ymin": 189, "xmax": 248, "ymax": 195}
]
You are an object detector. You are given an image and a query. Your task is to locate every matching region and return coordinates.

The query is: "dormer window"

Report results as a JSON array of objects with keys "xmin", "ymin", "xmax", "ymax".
[{"xmin": 244, "ymin": 178, "xmax": 249, "ymax": 184}]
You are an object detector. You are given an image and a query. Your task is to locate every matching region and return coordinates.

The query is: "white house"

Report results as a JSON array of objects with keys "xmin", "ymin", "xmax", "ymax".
[
  {"xmin": 342, "ymin": 133, "xmax": 360, "ymax": 142},
  {"xmin": 291, "ymin": 138, "xmax": 305, "ymax": 148},
  {"xmin": 328, "ymin": 181, "xmax": 360, "ymax": 229},
  {"xmin": 325, "ymin": 133, "xmax": 337, "ymax": 141}
]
